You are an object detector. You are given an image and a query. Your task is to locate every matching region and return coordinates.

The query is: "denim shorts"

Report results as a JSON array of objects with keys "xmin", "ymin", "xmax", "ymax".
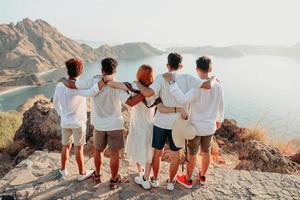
[{"xmin": 152, "ymin": 126, "xmax": 181, "ymax": 151}]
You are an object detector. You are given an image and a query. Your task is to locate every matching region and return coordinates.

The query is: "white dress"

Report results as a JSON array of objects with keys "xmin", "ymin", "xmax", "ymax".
[{"xmin": 125, "ymin": 83, "xmax": 155, "ymax": 167}]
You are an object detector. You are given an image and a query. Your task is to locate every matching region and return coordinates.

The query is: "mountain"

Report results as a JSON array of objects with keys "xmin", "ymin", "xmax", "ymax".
[
  {"xmin": 168, "ymin": 44, "xmax": 300, "ymax": 58},
  {"xmin": 0, "ymin": 18, "xmax": 163, "ymax": 88},
  {"xmin": 167, "ymin": 46, "xmax": 244, "ymax": 58}
]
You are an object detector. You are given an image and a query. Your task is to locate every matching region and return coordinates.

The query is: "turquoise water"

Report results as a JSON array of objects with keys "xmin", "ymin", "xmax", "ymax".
[{"xmin": 1, "ymin": 54, "xmax": 300, "ymax": 139}]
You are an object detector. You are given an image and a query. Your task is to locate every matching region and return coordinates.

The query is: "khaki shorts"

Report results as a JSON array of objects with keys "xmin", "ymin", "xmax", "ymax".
[
  {"xmin": 93, "ymin": 129, "xmax": 125, "ymax": 151},
  {"xmin": 188, "ymin": 135, "xmax": 213, "ymax": 155},
  {"xmin": 61, "ymin": 125, "xmax": 86, "ymax": 146}
]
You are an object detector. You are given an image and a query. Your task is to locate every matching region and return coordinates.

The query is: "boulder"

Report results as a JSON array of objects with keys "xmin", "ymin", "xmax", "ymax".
[
  {"xmin": 14, "ymin": 99, "xmax": 61, "ymax": 151},
  {"xmin": 215, "ymin": 119, "xmax": 246, "ymax": 142},
  {"xmin": 236, "ymin": 140, "xmax": 300, "ymax": 175}
]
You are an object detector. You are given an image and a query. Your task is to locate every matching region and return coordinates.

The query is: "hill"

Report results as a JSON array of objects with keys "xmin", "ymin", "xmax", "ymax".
[
  {"xmin": 168, "ymin": 44, "xmax": 300, "ymax": 58},
  {"xmin": 0, "ymin": 18, "xmax": 163, "ymax": 89}
]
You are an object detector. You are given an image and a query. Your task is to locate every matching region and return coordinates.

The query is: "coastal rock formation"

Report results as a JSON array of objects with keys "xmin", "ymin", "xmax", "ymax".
[
  {"xmin": 1, "ymin": 151, "xmax": 300, "ymax": 200},
  {"xmin": 236, "ymin": 140, "xmax": 300, "ymax": 175},
  {"xmin": 167, "ymin": 46, "xmax": 244, "ymax": 58},
  {"xmin": 0, "ymin": 18, "xmax": 163, "ymax": 88}
]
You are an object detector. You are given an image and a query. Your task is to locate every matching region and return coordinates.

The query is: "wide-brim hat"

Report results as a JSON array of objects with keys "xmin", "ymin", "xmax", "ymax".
[{"xmin": 172, "ymin": 117, "xmax": 197, "ymax": 148}]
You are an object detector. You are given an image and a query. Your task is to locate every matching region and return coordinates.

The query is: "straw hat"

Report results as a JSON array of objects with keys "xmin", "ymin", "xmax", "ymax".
[{"xmin": 172, "ymin": 117, "xmax": 197, "ymax": 148}]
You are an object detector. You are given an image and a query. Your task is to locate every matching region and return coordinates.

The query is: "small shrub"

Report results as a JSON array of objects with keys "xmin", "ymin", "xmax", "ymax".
[
  {"xmin": 242, "ymin": 126, "xmax": 267, "ymax": 144},
  {"xmin": 0, "ymin": 112, "xmax": 22, "ymax": 150}
]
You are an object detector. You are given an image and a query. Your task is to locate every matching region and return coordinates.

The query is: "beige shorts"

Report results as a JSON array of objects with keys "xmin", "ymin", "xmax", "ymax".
[
  {"xmin": 93, "ymin": 129, "xmax": 125, "ymax": 151},
  {"xmin": 61, "ymin": 125, "xmax": 86, "ymax": 146},
  {"xmin": 188, "ymin": 135, "xmax": 213, "ymax": 155}
]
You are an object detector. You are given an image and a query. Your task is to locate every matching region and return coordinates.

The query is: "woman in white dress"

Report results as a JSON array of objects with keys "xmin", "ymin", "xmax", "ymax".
[{"xmin": 107, "ymin": 65, "xmax": 187, "ymax": 189}]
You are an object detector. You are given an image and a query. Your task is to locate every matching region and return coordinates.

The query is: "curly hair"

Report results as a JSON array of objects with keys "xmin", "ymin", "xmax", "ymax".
[
  {"xmin": 65, "ymin": 58, "xmax": 84, "ymax": 78},
  {"xmin": 101, "ymin": 57, "xmax": 118, "ymax": 75}
]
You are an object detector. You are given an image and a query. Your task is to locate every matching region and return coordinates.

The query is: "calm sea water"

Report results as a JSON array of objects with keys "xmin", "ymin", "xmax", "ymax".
[{"xmin": 1, "ymin": 54, "xmax": 300, "ymax": 139}]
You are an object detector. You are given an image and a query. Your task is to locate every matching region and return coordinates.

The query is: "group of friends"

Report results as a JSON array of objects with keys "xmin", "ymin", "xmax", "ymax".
[{"xmin": 53, "ymin": 53, "xmax": 224, "ymax": 190}]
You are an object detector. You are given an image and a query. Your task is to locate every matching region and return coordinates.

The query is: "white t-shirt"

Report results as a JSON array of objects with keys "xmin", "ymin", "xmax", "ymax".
[
  {"xmin": 75, "ymin": 75, "xmax": 131, "ymax": 131},
  {"xmin": 53, "ymin": 82, "xmax": 100, "ymax": 128},
  {"xmin": 149, "ymin": 72, "xmax": 204, "ymax": 129},
  {"xmin": 170, "ymin": 81, "xmax": 224, "ymax": 136}
]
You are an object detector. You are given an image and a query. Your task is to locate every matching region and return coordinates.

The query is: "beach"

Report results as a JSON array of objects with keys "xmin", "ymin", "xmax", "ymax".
[{"xmin": 0, "ymin": 85, "xmax": 36, "ymax": 96}]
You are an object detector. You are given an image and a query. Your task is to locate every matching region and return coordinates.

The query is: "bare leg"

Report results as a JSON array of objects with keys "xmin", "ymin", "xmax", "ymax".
[
  {"xmin": 110, "ymin": 150, "xmax": 120, "ymax": 179},
  {"xmin": 152, "ymin": 149, "xmax": 163, "ymax": 179},
  {"xmin": 186, "ymin": 154, "xmax": 197, "ymax": 181},
  {"xmin": 200, "ymin": 152, "xmax": 211, "ymax": 176},
  {"xmin": 94, "ymin": 149, "xmax": 103, "ymax": 176},
  {"xmin": 61, "ymin": 144, "xmax": 72, "ymax": 170},
  {"xmin": 136, "ymin": 162, "xmax": 143, "ymax": 174},
  {"xmin": 75, "ymin": 145, "xmax": 85, "ymax": 175},
  {"xmin": 144, "ymin": 163, "xmax": 152, "ymax": 180},
  {"xmin": 169, "ymin": 150, "xmax": 180, "ymax": 182}
]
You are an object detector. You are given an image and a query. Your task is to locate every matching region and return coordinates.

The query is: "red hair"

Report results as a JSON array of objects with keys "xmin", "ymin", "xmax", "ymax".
[
  {"xmin": 65, "ymin": 58, "xmax": 84, "ymax": 78},
  {"xmin": 136, "ymin": 64, "xmax": 154, "ymax": 87}
]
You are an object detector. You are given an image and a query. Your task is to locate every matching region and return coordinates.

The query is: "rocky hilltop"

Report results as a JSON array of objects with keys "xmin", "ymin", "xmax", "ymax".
[
  {"xmin": 0, "ymin": 18, "xmax": 163, "ymax": 88},
  {"xmin": 0, "ymin": 96, "xmax": 300, "ymax": 199}
]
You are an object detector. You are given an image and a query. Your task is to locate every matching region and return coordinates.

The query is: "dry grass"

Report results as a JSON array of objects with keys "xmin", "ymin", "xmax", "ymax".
[
  {"xmin": 241, "ymin": 126, "xmax": 268, "ymax": 144},
  {"xmin": 0, "ymin": 112, "xmax": 22, "ymax": 150}
]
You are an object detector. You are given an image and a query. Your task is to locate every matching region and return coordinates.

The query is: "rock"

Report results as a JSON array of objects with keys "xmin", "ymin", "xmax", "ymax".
[
  {"xmin": 12, "ymin": 147, "xmax": 34, "ymax": 166},
  {"xmin": 236, "ymin": 140, "xmax": 300, "ymax": 175},
  {"xmin": 1, "ymin": 151, "xmax": 300, "ymax": 200},
  {"xmin": 14, "ymin": 99, "xmax": 61, "ymax": 151},
  {"xmin": 16, "ymin": 95, "xmax": 49, "ymax": 114},
  {"xmin": 291, "ymin": 153, "xmax": 300, "ymax": 164},
  {"xmin": 215, "ymin": 119, "xmax": 247, "ymax": 142}
]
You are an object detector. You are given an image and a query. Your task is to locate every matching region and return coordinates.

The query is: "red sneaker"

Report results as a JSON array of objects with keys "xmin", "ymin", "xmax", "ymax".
[{"xmin": 176, "ymin": 174, "xmax": 192, "ymax": 189}]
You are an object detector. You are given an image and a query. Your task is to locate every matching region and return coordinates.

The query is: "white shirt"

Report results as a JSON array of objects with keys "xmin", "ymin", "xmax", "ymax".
[
  {"xmin": 53, "ymin": 82, "xmax": 100, "ymax": 128},
  {"xmin": 170, "ymin": 80, "xmax": 224, "ymax": 136},
  {"xmin": 150, "ymin": 72, "xmax": 204, "ymax": 129},
  {"xmin": 75, "ymin": 75, "xmax": 131, "ymax": 131}
]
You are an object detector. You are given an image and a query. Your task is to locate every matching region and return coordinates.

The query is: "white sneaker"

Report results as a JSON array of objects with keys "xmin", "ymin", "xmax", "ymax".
[
  {"xmin": 77, "ymin": 169, "xmax": 94, "ymax": 182},
  {"xmin": 167, "ymin": 179, "xmax": 176, "ymax": 191},
  {"xmin": 134, "ymin": 176, "xmax": 151, "ymax": 190},
  {"xmin": 150, "ymin": 177, "xmax": 160, "ymax": 188},
  {"xmin": 59, "ymin": 169, "xmax": 68, "ymax": 177}
]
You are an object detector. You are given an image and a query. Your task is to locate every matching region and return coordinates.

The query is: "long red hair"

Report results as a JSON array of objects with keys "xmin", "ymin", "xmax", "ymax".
[{"xmin": 136, "ymin": 64, "xmax": 154, "ymax": 87}]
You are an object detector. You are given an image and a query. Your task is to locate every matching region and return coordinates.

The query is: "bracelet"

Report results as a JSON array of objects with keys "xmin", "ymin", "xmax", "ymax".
[
  {"xmin": 102, "ymin": 77, "xmax": 108, "ymax": 85},
  {"xmin": 174, "ymin": 107, "xmax": 176, "ymax": 113}
]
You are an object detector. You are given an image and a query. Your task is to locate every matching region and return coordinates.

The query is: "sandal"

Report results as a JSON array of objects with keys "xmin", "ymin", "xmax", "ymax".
[
  {"xmin": 93, "ymin": 171, "xmax": 101, "ymax": 183},
  {"xmin": 109, "ymin": 175, "xmax": 128, "ymax": 189},
  {"xmin": 198, "ymin": 171, "xmax": 206, "ymax": 183}
]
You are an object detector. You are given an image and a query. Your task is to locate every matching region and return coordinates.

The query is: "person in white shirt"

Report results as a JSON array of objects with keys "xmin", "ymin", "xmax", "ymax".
[
  {"xmin": 164, "ymin": 56, "xmax": 224, "ymax": 188},
  {"xmin": 106, "ymin": 64, "xmax": 188, "ymax": 190},
  {"xmin": 60, "ymin": 58, "xmax": 145, "ymax": 189},
  {"xmin": 53, "ymin": 58, "xmax": 101, "ymax": 182},
  {"xmin": 135, "ymin": 53, "xmax": 216, "ymax": 191}
]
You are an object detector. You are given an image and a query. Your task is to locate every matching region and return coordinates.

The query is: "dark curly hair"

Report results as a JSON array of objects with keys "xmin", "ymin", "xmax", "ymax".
[
  {"xmin": 101, "ymin": 57, "xmax": 118, "ymax": 75},
  {"xmin": 168, "ymin": 53, "xmax": 183, "ymax": 70}
]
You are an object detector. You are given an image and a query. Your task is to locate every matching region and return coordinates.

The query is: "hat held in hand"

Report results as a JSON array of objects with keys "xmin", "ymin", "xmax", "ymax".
[{"xmin": 172, "ymin": 116, "xmax": 197, "ymax": 148}]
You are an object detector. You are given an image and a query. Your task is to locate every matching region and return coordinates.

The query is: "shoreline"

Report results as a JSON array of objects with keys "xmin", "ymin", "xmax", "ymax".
[{"xmin": 0, "ymin": 85, "xmax": 36, "ymax": 96}]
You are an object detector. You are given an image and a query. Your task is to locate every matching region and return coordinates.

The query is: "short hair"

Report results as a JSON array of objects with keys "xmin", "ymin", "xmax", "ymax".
[
  {"xmin": 196, "ymin": 56, "xmax": 211, "ymax": 72},
  {"xmin": 168, "ymin": 53, "xmax": 182, "ymax": 70},
  {"xmin": 101, "ymin": 57, "xmax": 118, "ymax": 75},
  {"xmin": 65, "ymin": 58, "xmax": 84, "ymax": 78},
  {"xmin": 136, "ymin": 64, "xmax": 154, "ymax": 87}
]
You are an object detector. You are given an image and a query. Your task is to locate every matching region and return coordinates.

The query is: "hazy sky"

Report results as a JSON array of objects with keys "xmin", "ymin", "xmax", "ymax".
[{"xmin": 1, "ymin": 0, "xmax": 300, "ymax": 47}]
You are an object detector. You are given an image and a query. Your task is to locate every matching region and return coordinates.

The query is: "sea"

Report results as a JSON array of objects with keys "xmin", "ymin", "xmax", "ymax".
[{"xmin": 1, "ymin": 54, "xmax": 300, "ymax": 139}]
